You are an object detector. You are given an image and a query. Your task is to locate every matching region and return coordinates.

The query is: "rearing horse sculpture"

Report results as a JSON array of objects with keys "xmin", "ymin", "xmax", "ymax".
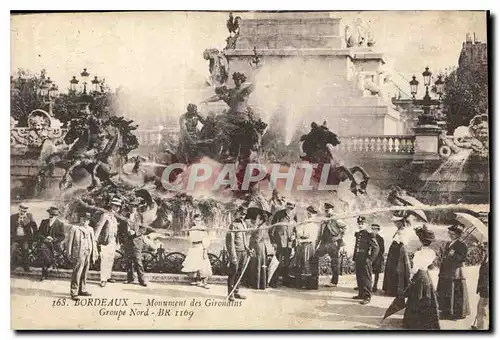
[{"xmin": 38, "ymin": 118, "xmax": 122, "ymax": 191}]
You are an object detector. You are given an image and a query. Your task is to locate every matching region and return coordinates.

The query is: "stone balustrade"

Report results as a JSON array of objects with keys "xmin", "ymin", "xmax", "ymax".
[{"xmin": 337, "ymin": 135, "xmax": 416, "ymax": 154}]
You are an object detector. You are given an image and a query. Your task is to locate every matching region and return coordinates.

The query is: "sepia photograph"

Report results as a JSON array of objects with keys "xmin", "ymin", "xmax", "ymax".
[{"xmin": 9, "ymin": 10, "xmax": 490, "ymax": 330}]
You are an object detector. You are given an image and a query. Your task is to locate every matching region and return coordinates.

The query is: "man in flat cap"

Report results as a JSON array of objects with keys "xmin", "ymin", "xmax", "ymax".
[
  {"xmin": 269, "ymin": 201, "xmax": 298, "ymax": 287},
  {"xmin": 352, "ymin": 217, "xmax": 379, "ymax": 305},
  {"xmin": 67, "ymin": 211, "xmax": 98, "ymax": 300},
  {"xmin": 316, "ymin": 202, "xmax": 346, "ymax": 287},
  {"xmin": 226, "ymin": 205, "xmax": 249, "ymax": 301},
  {"xmin": 11, "ymin": 204, "xmax": 37, "ymax": 272},
  {"xmin": 38, "ymin": 206, "xmax": 66, "ymax": 281}
]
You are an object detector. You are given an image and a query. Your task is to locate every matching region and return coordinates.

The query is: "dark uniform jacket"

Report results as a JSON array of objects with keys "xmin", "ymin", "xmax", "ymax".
[
  {"xmin": 38, "ymin": 218, "xmax": 65, "ymax": 246},
  {"xmin": 317, "ymin": 218, "xmax": 345, "ymax": 247},
  {"xmin": 353, "ymin": 229, "xmax": 380, "ymax": 262},
  {"xmin": 269, "ymin": 209, "xmax": 297, "ymax": 249},
  {"xmin": 10, "ymin": 213, "xmax": 37, "ymax": 242},
  {"xmin": 226, "ymin": 219, "xmax": 249, "ymax": 260},
  {"xmin": 477, "ymin": 259, "xmax": 489, "ymax": 298},
  {"xmin": 439, "ymin": 240, "xmax": 468, "ymax": 280}
]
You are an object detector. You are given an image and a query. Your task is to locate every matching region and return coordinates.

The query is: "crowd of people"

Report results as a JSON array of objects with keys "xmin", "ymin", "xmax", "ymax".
[
  {"xmin": 11, "ymin": 194, "xmax": 489, "ymax": 330},
  {"xmin": 179, "ymin": 196, "xmax": 489, "ymax": 330}
]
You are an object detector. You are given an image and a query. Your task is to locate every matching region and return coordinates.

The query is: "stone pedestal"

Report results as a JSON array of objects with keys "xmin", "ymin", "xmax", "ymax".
[
  {"xmin": 223, "ymin": 12, "xmax": 402, "ymax": 136},
  {"xmin": 412, "ymin": 124, "xmax": 442, "ymax": 162}
]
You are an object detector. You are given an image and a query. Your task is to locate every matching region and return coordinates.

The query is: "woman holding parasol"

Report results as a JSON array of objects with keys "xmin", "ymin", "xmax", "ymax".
[
  {"xmin": 436, "ymin": 224, "xmax": 470, "ymax": 320},
  {"xmin": 402, "ymin": 225, "xmax": 440, "ymax": 330},
  {"xmin": 246, "ymin": 206, "xmax": 271, "ymax": 290}
]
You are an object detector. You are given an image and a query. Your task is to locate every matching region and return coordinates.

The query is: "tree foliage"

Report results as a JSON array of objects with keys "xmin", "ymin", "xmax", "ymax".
[{"xmin": 442, "ymin": 65, "xmax": 488, "ymax": 133}]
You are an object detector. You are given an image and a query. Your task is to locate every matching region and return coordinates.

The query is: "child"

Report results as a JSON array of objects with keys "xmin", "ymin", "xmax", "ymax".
[{"xmin": 181, "ymin": 214, "xmax": 212, "ymax": 288}]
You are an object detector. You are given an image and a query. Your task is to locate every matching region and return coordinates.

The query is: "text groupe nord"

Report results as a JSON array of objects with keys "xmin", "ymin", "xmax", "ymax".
[{"xmin": 161, "ymin": 163, "xmax": 338, "ymax": 191}]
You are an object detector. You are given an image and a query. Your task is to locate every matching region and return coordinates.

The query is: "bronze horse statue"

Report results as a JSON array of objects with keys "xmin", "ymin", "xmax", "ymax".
[
  {"xmin": 38, "ymin": 117, "xmax": 123, "ymax": 191},
  {"xmin": 299, "ymin": 122, "xmax": 370, "ymax": 195}
]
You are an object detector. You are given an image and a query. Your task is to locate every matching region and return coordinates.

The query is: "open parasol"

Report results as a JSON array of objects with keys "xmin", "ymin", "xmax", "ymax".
[
  {"xmin": 455, "ymin": 212, "xmax": 488, "ymax": 243},
  {"xmin": 382, "ymin": 296, "xmax": 407, "ymax": 321},
  {"xmin": 391, "ymin": 193, "xmax": 428, "ymax": 222}
]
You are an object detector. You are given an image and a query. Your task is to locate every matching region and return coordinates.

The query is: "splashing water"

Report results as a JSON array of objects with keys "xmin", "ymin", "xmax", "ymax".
[{"xmin": 422, "ymin": 149, "xmax": 472, "ymax": 193}]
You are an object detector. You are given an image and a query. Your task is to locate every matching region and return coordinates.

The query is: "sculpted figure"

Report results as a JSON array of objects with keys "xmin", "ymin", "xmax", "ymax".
[{"xmin": 203, "ymin": 48, "xmax": 229, "ymax": 87}]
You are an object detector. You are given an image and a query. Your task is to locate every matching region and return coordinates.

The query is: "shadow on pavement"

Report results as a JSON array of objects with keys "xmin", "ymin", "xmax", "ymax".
[{"xmin": 11, "ymin": 287, "xmax": 68, "ymax": 299}]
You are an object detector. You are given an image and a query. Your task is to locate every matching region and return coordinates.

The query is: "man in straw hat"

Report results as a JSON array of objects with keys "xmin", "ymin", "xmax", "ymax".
[
  {"xmin": 38, "ymin": 206, "xmax": 65, "ymax": 281},
  {"xmin": 268, "ymin": 201, "xmax": 298, "ymax": 288},
  {"xmin": 226, "ymin": 205, "xmax": 249, "ymax": 301},
  {"xmin": 316, "ymin": 202, "xmax": 346, "ymax": 287},
  {"xmin": 437, "ymin": 224, "xmax": 470, "ymax": 320},
  {"xmin": 10, "ymin": 203, "xmax": 37, "ymax": 272},
  {"xmin": 67, "ymin": 211, "xmax": 98, "ymax": 300},
  {"xmin": 95, "ymin": 198, "xmax": 122, "ymax": 287}
]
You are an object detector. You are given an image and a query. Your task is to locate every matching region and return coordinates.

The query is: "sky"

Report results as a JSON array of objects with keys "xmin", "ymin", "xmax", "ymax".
[{"xmin": 10, "ymin": 11, "xmax": 487, "ymax": 113}]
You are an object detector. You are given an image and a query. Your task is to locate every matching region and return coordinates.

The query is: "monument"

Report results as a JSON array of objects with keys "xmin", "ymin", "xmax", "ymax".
[{"xmin": 223, "ymin": 12, "xmax": 402, "ymax": 136}]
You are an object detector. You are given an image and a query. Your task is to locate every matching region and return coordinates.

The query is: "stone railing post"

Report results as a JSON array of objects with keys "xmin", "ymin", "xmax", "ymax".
[{"xmin": 412, "ymin": 124, "xmax": 442, "ymax": 162}]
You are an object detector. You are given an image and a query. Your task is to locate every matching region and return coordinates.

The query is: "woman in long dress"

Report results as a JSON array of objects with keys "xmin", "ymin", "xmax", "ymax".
[
  {"xmin": 246, "ymin": 208, "xmax": 270, "ymax": 290},
  {"xmin": 292, "ymin": 206, "xmax": 320, "ymax": 290},
  {"xmin": 383, "ymin": 212, "xmax": 411, "ymax": 297},
  {"xmin": 403, "ymin": 225, "xmax": 440, "ymax": 330},
  {"xmin": 436, "ymin": 224, "xmax": 470, "ymax": 320},
  {"xmin": 181, "ymin": 214, "xmax": 212, "ymax": 289}
]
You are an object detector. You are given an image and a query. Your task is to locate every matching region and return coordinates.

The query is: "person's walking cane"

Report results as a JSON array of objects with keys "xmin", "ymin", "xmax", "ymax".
[{"xmin": 226, "ymin": 257, "xmax": 251, "ymax": 300}]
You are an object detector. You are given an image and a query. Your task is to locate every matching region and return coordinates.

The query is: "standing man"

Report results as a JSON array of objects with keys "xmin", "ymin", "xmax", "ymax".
[
  {"xmin": 226, "ymin": 205, "xmax": 249, "ymax": 301},
  {"xmin": 95, "ymin": 198, "xmax": 121, "ymax": 287},
  {"xmin": 268, "ymin": 201, "xmax": 297, "ymax": 288},
  {"xmin": 67, "ymin": 212, "xmax": 98, "ymax": 301},
  {"xmin": 123, "ymin": 201, "xmax": 148, "ymax": 287},
  {"xmin": 370, "ymin": 223, "xmax": 385, "ymax": 292},
  {"xmin": 38, "ymin": 206, "xmax": 66, "ymax": 281},
  {"xmin": 352, "ymin": 216, "xmax": 379, "ymax": 305},
  {"xmin": 316, "ymin": 203, "xmax": 346, "ymax": 287},
  {"xmin": 10, "ymin": 204, "xmax": 37, "ymax": 272}
]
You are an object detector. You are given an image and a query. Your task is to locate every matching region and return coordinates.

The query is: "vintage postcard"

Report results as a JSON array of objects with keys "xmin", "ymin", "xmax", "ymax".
[{"xmin": 10, "ymin": 10, "xmax": 490, "ymax": 330}]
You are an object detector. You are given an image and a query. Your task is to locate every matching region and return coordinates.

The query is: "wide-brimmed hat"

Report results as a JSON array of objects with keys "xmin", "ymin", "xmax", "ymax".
[
  {"xmin": 391, "ymin": 211, "xmax": 408, "ymax": 221},
  {"xmin": 415, "ymin": 225, "xmax": 435, "ymax": 246},
  {"xmin": 448, "ymin": 224, "xmax": 465, "ymax": 235},
  {"xmin": 357, "ymin": 216, "xmax": 366, "ymax": 224},
  {"xmin": 19, "ymin": 204, "xmax": 29, "ymax": 211},
  {"xmin": 245, "ymin": 207, "xmax": 271, "ymax": 221},
  {"xmin": 306, "ymin": 206, "xmax": 318, "ymax": 214},
  {"xmin": 47, "ymin": 206, "xmax": 61, "ymax": 215},
  {"xmin": 324, "ymin": 202, "xmax": 334, "ymax": 210},
  {"xmin": 371, "ymin": 224, "xmax": 381, "ymax": 230},
  {"xmin": 286, "ymin": 201, "xmax": 296, "ymax": 209}
]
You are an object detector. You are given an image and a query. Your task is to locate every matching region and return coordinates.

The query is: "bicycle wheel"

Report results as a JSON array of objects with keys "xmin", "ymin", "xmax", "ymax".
[
  {"xmin": 208, "ymin": 253, "xmax": 224, "ymax": 275},
  {"xmin": 164, "ymin": 252, "xmax": 186, "ymax": 274},
  {"xmin": 142, "ymin": 251, "xmax": 156, "ymax": 273}
]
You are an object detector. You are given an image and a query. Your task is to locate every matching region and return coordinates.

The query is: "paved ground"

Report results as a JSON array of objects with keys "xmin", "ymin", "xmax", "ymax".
[{"xmin": 11, "ymin": 266, "xmax": 482, "ymax": 330}]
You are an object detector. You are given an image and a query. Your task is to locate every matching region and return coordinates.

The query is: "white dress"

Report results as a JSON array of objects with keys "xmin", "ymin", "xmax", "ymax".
[{"xmin": 181, "ymin": 228, "xmax": 213, "ymax": 277}]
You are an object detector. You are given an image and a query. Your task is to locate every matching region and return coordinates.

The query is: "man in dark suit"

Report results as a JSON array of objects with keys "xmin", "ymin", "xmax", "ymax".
[
  {"xmin": 123, "ymin": 201, "xmax": 148, "ymax": 287},
  {"xmin": 67, "ymin": 212, "xmax": 98, "ymax": 300},
  {"xmin": 11, "ymin": 204, "xmax": 37, "ymax": 272},
  {"xmin": 370, "ymin": 223, "xmax": 385, "ymax": 292},
  {"xmin": 353, "ymin": 217, "xmax": 379, "ymax": 305},
  {"xmin": 437, "ymin": 224, "xmax": 470, "ymax": 320},
  {"xmin": 38, "ymin": 206, "xmax": 66, "ymax": 281},
  {"xmin": 316, "ymin": 203, "xmax": 346, "ymax": 287},
  {"xmin": 268, "ymin": 201, "xmax": 297, "ymax": 287},
  {"xmin": 226, "ymin": 205, "xmax": 249, "ymax": 301}
]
